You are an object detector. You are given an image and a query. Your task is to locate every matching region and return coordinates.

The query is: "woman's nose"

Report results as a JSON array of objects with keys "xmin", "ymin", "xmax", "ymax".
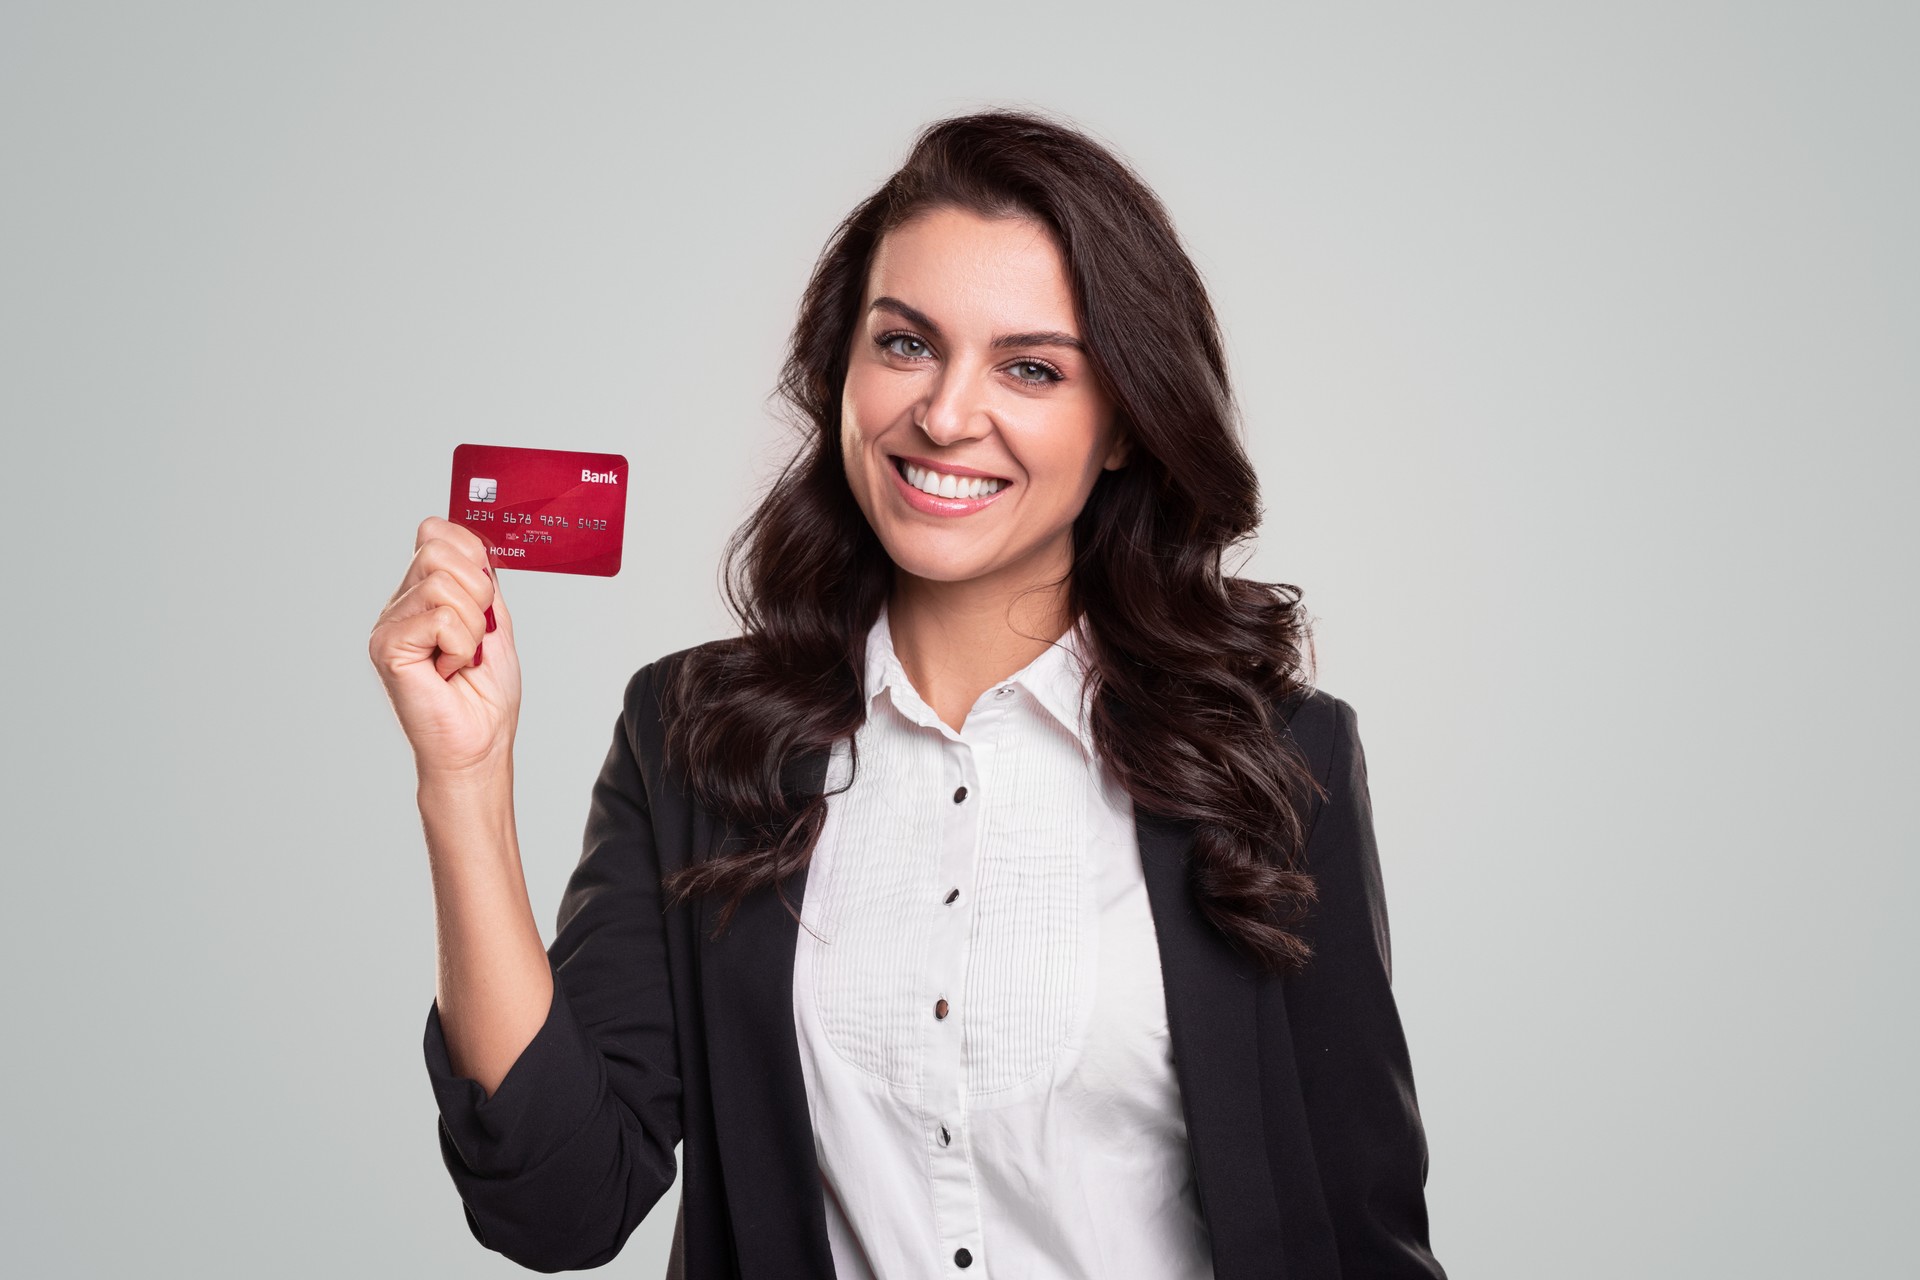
[{"xmin": 917, "ymin": 377, "xmax": 989, "ymax": 444}]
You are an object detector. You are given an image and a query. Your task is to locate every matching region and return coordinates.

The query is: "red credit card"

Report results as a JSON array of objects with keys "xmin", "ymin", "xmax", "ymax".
[{"xmin": 448, "ymin": 443, "xmax": 629, "ymax": 576}]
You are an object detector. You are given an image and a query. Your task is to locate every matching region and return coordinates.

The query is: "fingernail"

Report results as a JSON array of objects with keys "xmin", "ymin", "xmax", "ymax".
[
  {"xmin": 474, "ymin": 640, "xmax": 484, "ymax": 667},
  {"xmin": 485, "ymin": 605, "xmax": 496, "ymax": 633}
]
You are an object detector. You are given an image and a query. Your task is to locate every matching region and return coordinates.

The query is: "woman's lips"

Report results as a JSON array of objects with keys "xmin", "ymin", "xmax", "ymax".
[{"xmin": 888, "ymin": 455, "xmax": 1014, "ymax": 516}]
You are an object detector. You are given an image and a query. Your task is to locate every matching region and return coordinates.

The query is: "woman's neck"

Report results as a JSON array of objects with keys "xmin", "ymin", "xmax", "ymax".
[{"xmin": 885, "ymin": 574, "xmax": 1075, "ymax": 735}]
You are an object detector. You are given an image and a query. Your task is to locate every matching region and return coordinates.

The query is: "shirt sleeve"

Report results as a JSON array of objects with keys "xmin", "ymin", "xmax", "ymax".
[
  {"xmin": 420, "ymin": 662, "xmax": 684, "ymax": 1271},
  {"xmin": 1283, "ymin": 695, "xmax": 1448, "ymax": 1278}
]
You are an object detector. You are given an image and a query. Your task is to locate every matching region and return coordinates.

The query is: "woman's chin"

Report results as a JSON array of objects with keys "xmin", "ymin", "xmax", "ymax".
[{"xmin": 881, "ymin": 544, "xmax": 1007, "ymax": 586}]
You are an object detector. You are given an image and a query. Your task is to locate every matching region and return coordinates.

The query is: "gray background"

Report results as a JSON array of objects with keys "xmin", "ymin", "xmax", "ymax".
[{"xmin": 3, "ymin": 2, "xmax": 1913, "ymax": 1275}]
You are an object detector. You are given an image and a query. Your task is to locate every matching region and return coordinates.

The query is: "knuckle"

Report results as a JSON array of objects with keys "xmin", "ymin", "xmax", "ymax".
[{"xmin": 436, "ymin": 603, "xmax": 473, "ymax": 640}]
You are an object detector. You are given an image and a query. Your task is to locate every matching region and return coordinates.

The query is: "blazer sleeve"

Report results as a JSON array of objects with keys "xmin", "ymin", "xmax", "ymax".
[
  {"xmin": 1284, "ymin": 695, "xmax": 1447, "ymax": 1278},
  {"xmin": 420, "ymin": 661, "xmax": 683, "ymax": 1271}
]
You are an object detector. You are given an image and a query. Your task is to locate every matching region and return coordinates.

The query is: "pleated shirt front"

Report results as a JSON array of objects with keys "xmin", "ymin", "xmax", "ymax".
[{"xmin": 790, "ymin": 603, "xmax": 1216, "ymax": 1280}]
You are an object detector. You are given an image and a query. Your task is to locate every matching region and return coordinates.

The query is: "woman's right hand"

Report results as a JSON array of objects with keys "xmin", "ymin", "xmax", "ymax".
[{"xmin": 369, "ymin": 516, "xmax": 523, "ymax": 780}]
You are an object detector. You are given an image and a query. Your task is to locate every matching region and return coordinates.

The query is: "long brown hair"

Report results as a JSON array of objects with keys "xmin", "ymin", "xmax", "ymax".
[{"xmin": 658, "ymin": 107, "xmax": 1327, "ymax": 976}]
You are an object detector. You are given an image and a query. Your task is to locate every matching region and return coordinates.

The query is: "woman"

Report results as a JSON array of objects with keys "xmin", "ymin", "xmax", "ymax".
[{"xmin": 372, "ymin": 108, "xmax": 1446, "ymax": 1279}]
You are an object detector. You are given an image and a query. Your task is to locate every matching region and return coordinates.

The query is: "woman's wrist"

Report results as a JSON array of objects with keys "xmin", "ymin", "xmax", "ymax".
[
  {"xmin": 416, "ymin": 755, "xmax": 519, "ymax": 865},
  {"xmin": 415, "ymin": 745, "xmax": 515, "ymax": 800}
]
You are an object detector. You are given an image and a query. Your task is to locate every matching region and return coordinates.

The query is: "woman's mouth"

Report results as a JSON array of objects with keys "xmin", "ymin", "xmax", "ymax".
[{"xmin": 887, "ymin": 455, "xmax": 1014, "ymax": 516}]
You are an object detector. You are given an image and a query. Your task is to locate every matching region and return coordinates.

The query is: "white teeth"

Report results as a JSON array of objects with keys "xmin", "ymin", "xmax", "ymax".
[{"xmin": 903, "ymin": 462, "xmax": 1006, "ymax": 499}]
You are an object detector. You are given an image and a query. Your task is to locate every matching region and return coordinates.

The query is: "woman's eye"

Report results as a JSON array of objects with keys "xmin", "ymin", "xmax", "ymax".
[{"xmin": 878, "ymin": 333, "xmax": 1059, "ymax": 385}]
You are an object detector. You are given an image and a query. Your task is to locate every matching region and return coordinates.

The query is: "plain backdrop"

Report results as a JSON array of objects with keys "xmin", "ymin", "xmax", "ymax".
[{"xmin": 3, "ymin": 3, "xmax": 1914, "ymax": 1276}]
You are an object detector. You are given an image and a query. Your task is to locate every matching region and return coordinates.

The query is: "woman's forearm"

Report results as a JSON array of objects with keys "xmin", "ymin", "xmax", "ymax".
[{"xmin": 418, "ymin": 763, "xmax": 553, "ymax": 1099}]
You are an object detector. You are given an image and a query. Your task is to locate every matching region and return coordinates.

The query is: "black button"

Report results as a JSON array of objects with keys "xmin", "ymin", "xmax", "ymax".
[
  {"xmin": 934, "ymin": 998, "xmax": 949, "ymax": 1019},
  {"xmin": 944, "ymin": 888, "xmax": 960, "ymax": 904},
  {"xmin": 954, "ymin": 1247, "xmax": 973, "ymax": 1268},
  {"xmin": 953, "ymin": 785, "xmax": 968, "ymax": 803},
  {"xmin": 939, "ymin": 1124, "xmax": 950, "ymax": 1146}
]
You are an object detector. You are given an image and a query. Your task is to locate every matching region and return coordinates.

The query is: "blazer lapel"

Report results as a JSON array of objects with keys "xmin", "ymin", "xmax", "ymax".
[
  {"xmin": 1137, "ymin": 807, "xmax": 1290, "ymax": 1275},
  {"xmin": 693, "ymin": 747, "xmax": 839, "ymax": 1279}
]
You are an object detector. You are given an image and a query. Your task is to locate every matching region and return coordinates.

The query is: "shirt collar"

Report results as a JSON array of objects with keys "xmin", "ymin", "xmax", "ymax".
[{"xmin": 861, "ymin": 600, "xmax": 1097, "ymax": 759}]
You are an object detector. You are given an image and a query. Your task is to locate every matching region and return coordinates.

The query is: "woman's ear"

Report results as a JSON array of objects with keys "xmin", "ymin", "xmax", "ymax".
[{"xmin": 1103, "ymin": 431, "xmax": 1133, "ymax": 470}]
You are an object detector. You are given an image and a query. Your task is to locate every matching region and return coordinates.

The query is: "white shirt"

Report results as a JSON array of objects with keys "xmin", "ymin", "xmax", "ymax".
[{"xmin": 791, "ymin": 602, "xmax": 1216, "ymax": 1280}]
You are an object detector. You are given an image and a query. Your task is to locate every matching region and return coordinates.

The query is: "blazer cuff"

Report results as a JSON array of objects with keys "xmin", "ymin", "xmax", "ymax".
[{"xmin": 421, "ymin": 954, "xmax": 605, "ymax": 1180}]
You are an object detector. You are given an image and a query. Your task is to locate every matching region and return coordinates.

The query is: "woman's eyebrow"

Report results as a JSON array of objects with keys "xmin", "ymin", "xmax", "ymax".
[{"xmin": 870, "ymin": 296, "xmax": 1086, "ymax": 354}]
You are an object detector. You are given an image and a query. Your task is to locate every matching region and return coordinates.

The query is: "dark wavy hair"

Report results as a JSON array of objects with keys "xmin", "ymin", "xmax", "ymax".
[{"xmin": 657, "ymin": 107, "xmax": 1328, "ymax": 976}]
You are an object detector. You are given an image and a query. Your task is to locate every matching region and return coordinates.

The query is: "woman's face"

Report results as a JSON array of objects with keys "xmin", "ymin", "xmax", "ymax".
[{"xmin": 840, "ymin": 206, "xmax": 1129, "ymax": 595}]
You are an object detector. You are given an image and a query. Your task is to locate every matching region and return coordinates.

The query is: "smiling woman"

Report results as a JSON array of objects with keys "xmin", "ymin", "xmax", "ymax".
[
  {"xmin": 668, "ymin": 113, "xmax": 1324, "ymax": 975},
  {"xmin": 408, "ymin": 106, "xmax": 1448, "ymax": 1280},
  {"xmin": 839, "ymin": 210, "xmax": 1132, "ymax": 585}
]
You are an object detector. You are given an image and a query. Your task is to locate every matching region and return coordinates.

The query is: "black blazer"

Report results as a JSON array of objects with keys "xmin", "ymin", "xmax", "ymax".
[{"xmin": 422, "ymin": 642, "xmax": 1447, "ymax": 1278}]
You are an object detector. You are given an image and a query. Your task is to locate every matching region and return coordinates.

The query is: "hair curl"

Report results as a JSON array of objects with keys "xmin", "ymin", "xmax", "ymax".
[{"xmin": 658, "ymin": 106, "xmax": 1327, "ymax": 976}]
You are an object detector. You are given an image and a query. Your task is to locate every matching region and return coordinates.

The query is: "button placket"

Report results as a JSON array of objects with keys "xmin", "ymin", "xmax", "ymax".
[{"xmin": 925, "ymin": 731, "xmax": 986, "ymax": 1272}]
